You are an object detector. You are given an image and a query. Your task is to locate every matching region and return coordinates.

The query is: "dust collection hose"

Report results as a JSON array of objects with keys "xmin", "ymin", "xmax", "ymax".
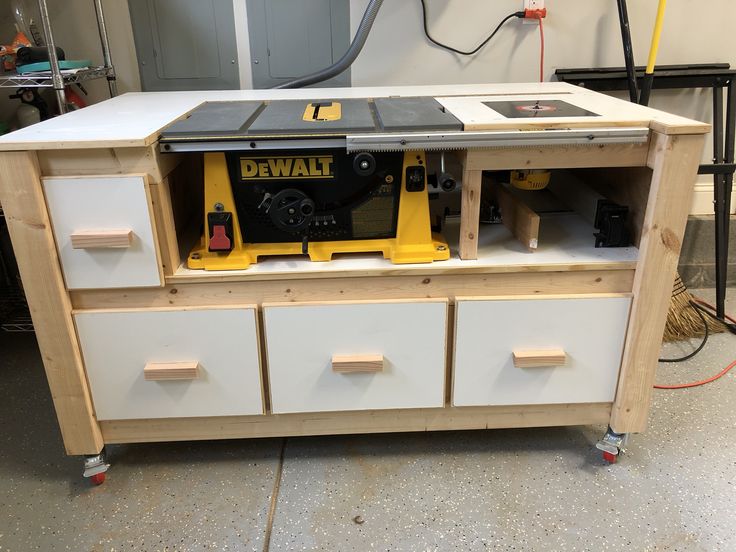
[
  {"xmin": 638, "ymin": 0, "xmax": 667, "ymax": 106},
  {"xmin": 273, "ymin": 0, "xmax": 384, "ymax": 89}
]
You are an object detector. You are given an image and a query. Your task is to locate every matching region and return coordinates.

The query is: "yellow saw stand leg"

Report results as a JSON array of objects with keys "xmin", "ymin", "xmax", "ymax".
[{"xmin": 388, "ymin": 150, "xmax": 449, "ymax": 264}]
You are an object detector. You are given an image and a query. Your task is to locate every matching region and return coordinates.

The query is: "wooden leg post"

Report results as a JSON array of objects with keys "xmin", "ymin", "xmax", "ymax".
[
  {"xmin": 610, "ymin": 132, "xmax": 706, "ymax": 434},
  {"xmin": 0, "ymin": 151, "xmax": 103, "ymax": 455},
  {"xmin": 460, "ymin": 154, "xmax": 482, "ymax": 260}
]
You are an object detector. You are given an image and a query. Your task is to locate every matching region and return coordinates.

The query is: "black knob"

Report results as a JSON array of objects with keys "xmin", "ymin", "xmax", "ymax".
[
  {"xmin": 440, "ymin": 176, "xmax": 456, "ymax": 192},
  {"xmin": 353, "ymin": 152, "xmax": 376, "ymax": 176},
  {"xmin": 268, "ymin": 188, "xmax": 315, "ymax": 233}
]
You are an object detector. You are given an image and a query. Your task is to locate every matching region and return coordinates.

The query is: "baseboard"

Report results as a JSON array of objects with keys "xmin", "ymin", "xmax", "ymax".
[
  {"xmin": 689, "ymin": 177, "xmax": 736, "ymax": 215},
  {"xmin": 678, "ymin": 263, "xmax": 736, "ymax": 288},
  {"xmin": 678, "ymin": 214, "xmax": 736, "ymax": 288}
]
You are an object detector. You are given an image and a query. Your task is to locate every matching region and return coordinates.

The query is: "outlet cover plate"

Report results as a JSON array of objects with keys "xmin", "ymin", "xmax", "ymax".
[{"xmin": 523, "ymin": 0, "xmax": 545, "ymax": 23}]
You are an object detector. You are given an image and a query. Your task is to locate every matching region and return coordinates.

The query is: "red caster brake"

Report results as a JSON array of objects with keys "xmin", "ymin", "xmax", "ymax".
[
  {"xmin": 90, "ymin": 472, "xmax": 106, "ymax": 485},
  {"xmin": 596, "ymin": 426, "xmax": 628, "ymax": 465},
  {"xmin": 602, "ymin": 450, "xmax": 618, "ymax": 464}
]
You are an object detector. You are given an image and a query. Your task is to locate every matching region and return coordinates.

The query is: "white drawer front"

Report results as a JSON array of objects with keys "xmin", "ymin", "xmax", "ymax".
[
  {"xmin": 75, "ymin": 307, "xmax": 263, "ymax": 420},
  {"xmin": 264, "ymin": 301, "xmax": 447, "ymax": 414},
  {"xmin": 43, "ymin": 175, "xmax": 162, "ymax": 289},
  {"xmin": 453, "ymin": 295, "xmax": 631, "ymax": 407}
]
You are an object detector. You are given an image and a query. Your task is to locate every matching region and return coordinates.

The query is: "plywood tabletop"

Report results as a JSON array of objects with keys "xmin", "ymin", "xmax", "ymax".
[
  {"xmin": 435, "ymin": 92, "xmax": 710, "ymax": 135},
  {"xmin": 0, "ymin": 82, "xmax": 708, "ymax": 151}
]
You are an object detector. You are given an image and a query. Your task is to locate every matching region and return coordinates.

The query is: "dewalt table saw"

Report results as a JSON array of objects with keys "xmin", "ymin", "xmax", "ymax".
[{"xmin": 160, "ymin": 97, "xmax": 464, "ymax": 269}]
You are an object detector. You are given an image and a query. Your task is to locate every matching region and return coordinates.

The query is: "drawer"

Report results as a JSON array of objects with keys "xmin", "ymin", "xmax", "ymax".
[
  {"xmin": 43, "ymin": 175, "xmax": 162, "ymax": 289},
  {"xmin": 264, "ymin": 300, "xmax": 448, "ymax": 414},
  {"xmin": 453, "ymin": 295, "xmax": 631, "ymax": 407},
  {"xmin": 75, "ymin": 307, "xmax": 263, "ymax": 420}
]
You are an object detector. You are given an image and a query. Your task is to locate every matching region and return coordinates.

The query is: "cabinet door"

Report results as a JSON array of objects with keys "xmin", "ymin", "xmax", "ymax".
[
  {"xmin": 264, "ymin": 300, "xmax": 448, "ymax": 414},
  {"xmin": 43, "ymin": 175, "xmax": 162, "ymax": 290},
  {"xmin": 75, "ymin": 307, "xmax": 263, "ymax": 420},
  {"xmin": 453, "ymin": 295, "xmax": 631, "ymax": 407}
]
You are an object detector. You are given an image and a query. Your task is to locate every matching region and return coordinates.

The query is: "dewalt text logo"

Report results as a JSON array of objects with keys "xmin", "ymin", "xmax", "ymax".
[{"xmin": 240, "ymin": 156, "xmax": 334, "ymax": 180}]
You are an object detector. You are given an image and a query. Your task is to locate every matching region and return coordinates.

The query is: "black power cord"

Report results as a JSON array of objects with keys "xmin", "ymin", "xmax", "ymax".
[
  {"xmin": 658, "ymin": 301, "xmax": 710, "ymax": 363},
  {"xmin": 419, "ymin": 1, "xmax": 524, "ymax": 56}
]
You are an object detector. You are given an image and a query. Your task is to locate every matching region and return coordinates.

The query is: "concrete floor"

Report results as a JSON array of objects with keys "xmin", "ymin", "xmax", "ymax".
[{"xmin": 0, "ymin": 289, "xmax": 734, "ymax": 552}]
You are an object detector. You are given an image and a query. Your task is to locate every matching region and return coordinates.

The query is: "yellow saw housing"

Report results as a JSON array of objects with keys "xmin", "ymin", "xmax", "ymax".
[{"xmin": 187, "ymin": 150, "xmax": 449, "ymax": 270}]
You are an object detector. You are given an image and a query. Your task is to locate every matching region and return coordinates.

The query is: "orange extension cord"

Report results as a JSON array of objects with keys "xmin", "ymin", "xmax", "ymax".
[
  {"xmin": 654, "ymin": 296, "xmax": 736, "ymax": 389},
  {"xmin": 538, "ymin": 17, "xmax": 544, "ymax": 82}
]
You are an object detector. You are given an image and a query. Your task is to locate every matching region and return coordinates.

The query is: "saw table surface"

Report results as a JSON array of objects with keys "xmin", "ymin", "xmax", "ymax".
[{"xmin": 160, "ymin": 97, "xmax": 464, "ymax": 140}]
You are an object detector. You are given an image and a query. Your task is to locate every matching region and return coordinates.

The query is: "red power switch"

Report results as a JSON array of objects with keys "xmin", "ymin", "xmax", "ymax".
[
  {"xmin": 210, "ymin": 225, "xmax": 231, "ymax": 251},
  {"xmin": 208, "ymin": 212, "xmax": 234, "ymax": 252}
]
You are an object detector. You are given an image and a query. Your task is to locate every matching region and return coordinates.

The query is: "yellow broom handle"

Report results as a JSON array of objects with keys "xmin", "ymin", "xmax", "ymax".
[{"xmin": 645, "ymin": 0, "xmax": 667, "ymax": 75}]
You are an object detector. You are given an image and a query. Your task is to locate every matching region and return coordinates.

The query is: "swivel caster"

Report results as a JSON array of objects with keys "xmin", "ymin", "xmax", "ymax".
[
  {"xmin": 83, "ymin": 448, "xmax": 110, "ymax": 485},
  {"xmin": 595, "ymin": 426, "xmax": 628, "ymax": 464}
]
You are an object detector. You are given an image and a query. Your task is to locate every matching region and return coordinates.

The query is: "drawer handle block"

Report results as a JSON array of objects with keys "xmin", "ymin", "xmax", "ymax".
[
  {"xmin": 513, "ymin": 349, "xmax": 567, "ymax": 368},
  {"xmin": 332, "ymin": 354, "xmax": 384, "ymax": 373},
  {"xmin": 70, "ymin": 229, "xmax": 133, "ymax": 249},
  {"xmin": 144, "ymin": 361, "xmax": 200, "ymax": 380}
]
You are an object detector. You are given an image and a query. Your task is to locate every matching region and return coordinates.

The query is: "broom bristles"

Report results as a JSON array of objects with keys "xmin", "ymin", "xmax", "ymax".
[{"xmin": 662, "ymin": 273, "xmax": 728, "ymax": 342}]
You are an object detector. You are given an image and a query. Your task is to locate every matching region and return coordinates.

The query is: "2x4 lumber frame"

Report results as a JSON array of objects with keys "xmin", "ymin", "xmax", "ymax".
[
  {"xmin": 610, "ymin": 132, "xmax": 706, "ymax": 433},
  {"xmin": 0, "ymin": 151, "xmax": 103, "ymax": 455}
]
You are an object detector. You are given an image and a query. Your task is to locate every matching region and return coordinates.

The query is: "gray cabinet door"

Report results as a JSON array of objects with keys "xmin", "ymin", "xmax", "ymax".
[
  {"xmin": 129, "ymin": 0, "xmax": 239, "ymax": 91},
  {"xmin": 246, "ymin": 0, "xmax": 350, "ymax": 89}
]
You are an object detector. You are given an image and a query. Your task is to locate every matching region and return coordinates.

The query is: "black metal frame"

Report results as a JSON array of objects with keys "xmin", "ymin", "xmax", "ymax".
[{"xmin": 557, "ymin": 63, "xmax": 735, "ymax": 319}]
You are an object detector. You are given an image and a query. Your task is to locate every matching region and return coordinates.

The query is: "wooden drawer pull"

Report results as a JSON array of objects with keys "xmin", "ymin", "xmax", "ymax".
[
  {"xmin": 70, "ymin": 229, "xmax": 133, "ymax": 249},
  {"xmin": 513, "ymin": 349, "xmax": 567, "ymax": 368},
  {"xmin": 144, "ymin": 361, "xmax": 200, "ymax": 380},
  {"xmin": 332, "ymin": 354, "xmax": 384, "ymax": 373}
]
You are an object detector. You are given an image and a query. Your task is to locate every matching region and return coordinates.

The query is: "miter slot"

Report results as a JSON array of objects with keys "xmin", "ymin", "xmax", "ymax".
[{"xmin": 367, "ymin": 99, "xmax": 385, "ymax": 132}]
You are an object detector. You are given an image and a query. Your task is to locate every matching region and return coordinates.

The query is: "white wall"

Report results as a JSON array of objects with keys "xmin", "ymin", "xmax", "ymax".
[
  {"xmin": 343, "ymin": 0, "xmax": 734, "ymax": 214},
  {"xmin": 348, "ymin": 0, "xmax": 729, "ymax": 85},
  {"xmin": 49, "ymin": 0, "xmax": 141, "ymax": 97},
  {"xmin": 1, "ymin": 0, "xmax": 731, "ymax": 213}
]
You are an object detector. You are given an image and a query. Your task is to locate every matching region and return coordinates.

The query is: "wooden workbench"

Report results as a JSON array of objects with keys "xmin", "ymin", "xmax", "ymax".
[{"xmin": 0, "ymin": 83, "xmax": 708, "ymax": 477}]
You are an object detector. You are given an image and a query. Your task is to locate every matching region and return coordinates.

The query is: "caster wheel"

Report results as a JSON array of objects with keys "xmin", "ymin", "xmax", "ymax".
[
  {"xmin": 602, "ymin": 451, "xmax": 618, "ymax": 464},
  {"xmin": 90, "ymin": 472, "xmax": 106, "ymax": 485}
]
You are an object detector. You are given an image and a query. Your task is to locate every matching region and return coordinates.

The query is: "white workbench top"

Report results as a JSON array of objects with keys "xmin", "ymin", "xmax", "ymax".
[{"xmin": 0, "ymin": 82, "xmax": 708, "ymax": 151}]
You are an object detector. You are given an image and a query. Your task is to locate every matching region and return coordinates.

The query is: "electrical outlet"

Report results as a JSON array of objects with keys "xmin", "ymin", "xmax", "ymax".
[{"xmin": 523, "ymin": 0, "xmax": 546, "ymax": 23}]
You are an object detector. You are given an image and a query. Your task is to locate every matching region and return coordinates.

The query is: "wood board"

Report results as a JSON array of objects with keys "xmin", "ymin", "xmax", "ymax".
[{"xmin": 485, "ymin": 180, "xmax": 540, "ymax": 251}]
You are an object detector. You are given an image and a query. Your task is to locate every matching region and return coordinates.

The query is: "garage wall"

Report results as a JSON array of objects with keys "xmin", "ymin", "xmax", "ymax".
[
  {"xmin": 343, "ymin": 0, "xmax": 733, "ymax": 215},
  {"xmin": 0, "ymin": 0, "xmax": 139, "ymax": 123},
  {"xmin": 0, "ymin": 1, "xmax": 731, "ymax": 213}
]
